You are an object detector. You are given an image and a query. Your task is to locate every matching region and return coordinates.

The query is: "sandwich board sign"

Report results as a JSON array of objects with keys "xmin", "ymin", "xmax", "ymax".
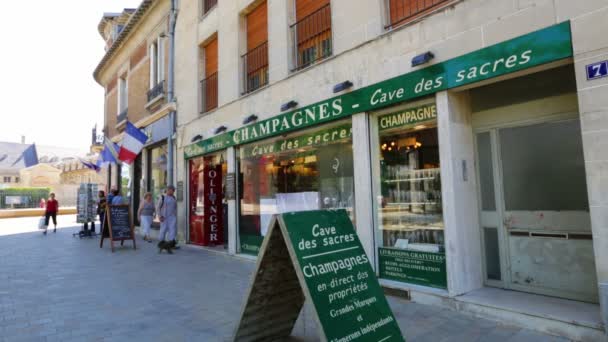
[
  {"xmin": 234, "ymin": 209, "xmax": 405, "ymax": 342},
  {"xmin": 100, "ymin": 204, "xmax": 137, "ymax": 252}
]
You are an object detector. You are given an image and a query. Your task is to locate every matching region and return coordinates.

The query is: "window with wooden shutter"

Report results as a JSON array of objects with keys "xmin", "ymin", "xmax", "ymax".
[
  {"xmin": 242, "ymin": 1, "xmax": 268, "ymax": 94},
  {"xmin": 387, "ymin": 0, "xmax": 455, "ymax": 29},
  {"xmin": 201, "ymin": 37, "xmax": 218, "ymax": 113},
  {"xmin": 291, "ymin": 0, "xmax": 332, "ymax": 71}
]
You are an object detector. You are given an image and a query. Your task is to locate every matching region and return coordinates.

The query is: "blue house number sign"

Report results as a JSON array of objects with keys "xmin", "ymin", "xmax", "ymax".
[{"xmin": 587, "ymin": 60, "xmax": 608, "ymax": 80}]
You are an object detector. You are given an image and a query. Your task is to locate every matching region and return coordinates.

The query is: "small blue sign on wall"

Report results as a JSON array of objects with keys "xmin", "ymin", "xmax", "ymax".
[{"xmin": 586, "ymin": 61, "xmax": 608, "ymax": 80}]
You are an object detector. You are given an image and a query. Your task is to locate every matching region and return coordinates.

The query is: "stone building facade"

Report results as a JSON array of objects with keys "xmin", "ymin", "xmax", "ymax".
[{"xmin": 95, "ymin": 0, "xmax": 608, "ymax": 340}]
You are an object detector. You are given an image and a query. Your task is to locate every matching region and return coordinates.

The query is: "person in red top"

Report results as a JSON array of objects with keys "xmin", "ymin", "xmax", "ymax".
[{"xmin": 44, "ymin": 193, "xmax": 59, "ymax": 235}]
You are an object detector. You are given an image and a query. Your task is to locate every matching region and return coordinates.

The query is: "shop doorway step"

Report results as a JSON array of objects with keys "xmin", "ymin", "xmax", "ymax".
[{"xmin": 454, "ymin": 288, "xmax": 605, "ymax": 342}]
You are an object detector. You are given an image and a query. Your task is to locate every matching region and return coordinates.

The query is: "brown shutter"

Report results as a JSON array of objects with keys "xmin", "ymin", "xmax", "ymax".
[
  {"xmin": 296, "ymin": 0, "xmax": 329, "ymax": 21},
  {"xmin": 205, "ymin": 37, "xmax": 218, "ymax": 76},
  {"xmin": 246, "ymin": 1, "xmax": 267, "ymax": 51},
  {"xmin": 389, "ymin": 0, "xmax": 452, "ymax": 27}
]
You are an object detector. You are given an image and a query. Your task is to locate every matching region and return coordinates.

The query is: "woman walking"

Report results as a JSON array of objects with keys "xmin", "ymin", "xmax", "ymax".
[
  {"xmin": 138, "ymin": 192, "xmax": 155, "ymax": 242},
  {"xmin": 43, "ymin": 193, "xmax": 58, "ymax": 235}
]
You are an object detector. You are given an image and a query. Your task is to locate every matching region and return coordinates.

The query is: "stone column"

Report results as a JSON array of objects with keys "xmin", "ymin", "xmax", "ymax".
[
  {"xmin": 571, "ymin": 7, "xmax": 608, "ymax": 330},
  {"xmin": 227, "ymin": 146, "xmax": 238, "ymax": 255},
  {"xmin": 436, "ymin": 90, "xmax": 484, "ymax": 297},
  {"xmin": 352, "ymin": 112, "xmax": 376, "ymax": 266}
]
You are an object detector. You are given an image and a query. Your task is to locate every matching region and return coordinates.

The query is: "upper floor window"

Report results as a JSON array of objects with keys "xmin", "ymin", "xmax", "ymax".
[
  {"xmin": 14, "ymin": 177, "xmax": 19, "ymax": 183},
  {"xmin": 291, "ymin": 0, "xmax": 332, "ymax": 71},
  {"xmin": 117, "ymin": 75, "xmax": 128, "ymax": 121},
  {"xmin": 202, "ymin": 0, "xmax": 218, "ymax": 16},
  {"xmin": 386, "ymin": 0, "xmax": 454, "ymax": 29},
  {"xmin": 3, "ymin": 177, "xmax": 11, "ymax": 183},
  {"xmin": 200, "ymin": 37, "xmax": 218, "ymax": 113},
  {"xmin": 242, "ymin": 1, "xmax": 268, "ymax": 94},
  {"xmin": 149, "ymin": 36, "xmax": 165, "ymax": 90}
]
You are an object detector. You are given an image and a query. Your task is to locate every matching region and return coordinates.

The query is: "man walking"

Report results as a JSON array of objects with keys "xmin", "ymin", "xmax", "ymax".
[{"xmin": 157, "ymin": 185, "xmax": 179, "ymax": 250}]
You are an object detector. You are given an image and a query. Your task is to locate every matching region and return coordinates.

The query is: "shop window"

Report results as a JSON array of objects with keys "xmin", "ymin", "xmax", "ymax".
[
  {"xmin": 500, "ymin": 120, "xmax": 588, "ymax": 211},
  {"xmin": 120, "ymin": 163, "xmax": 131, "ymax": 205},
  {"xmin": 238, "ymin": 121, "xmax": 355, "ymax": 255},
  {"xmin": 189, "ymin": 152, "xmax": 228, "ymax": 248},
  {"xmin": 148, "ymin": 144, "xmax": 168, "ymax": 214},
  {"xmin": 373, "ymin": 103, "xmax": 447, "ymax": 289}
]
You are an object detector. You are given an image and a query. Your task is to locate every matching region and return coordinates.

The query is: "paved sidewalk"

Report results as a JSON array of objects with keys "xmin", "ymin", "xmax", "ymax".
[{"xmin": 0, "ymin": 217, "xmax": 570, "ymax": 342}]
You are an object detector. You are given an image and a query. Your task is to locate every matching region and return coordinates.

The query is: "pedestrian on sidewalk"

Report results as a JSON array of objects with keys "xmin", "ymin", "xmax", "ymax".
[
  {"xmin": 97, "ymin": 190, "xmax": 107, "ymax": 235},
  {"xmin": 110, "ymin": 189, "xmax": 124, "ymax": 205},
  {"xmin": 157, "ymin": 185, "xmax": 178, "ymax": 250},
  {"xmin": 43, "ymin": 193, "xmax": 59, "ymax": 235},
  {"xmin": 138, "ymin": 192, "xmax": 155, "ymax": 242}
]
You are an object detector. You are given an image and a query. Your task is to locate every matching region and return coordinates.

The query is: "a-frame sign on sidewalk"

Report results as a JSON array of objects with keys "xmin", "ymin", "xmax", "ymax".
[{"xmin": 234, "ymin": 209, "xmax": 405, "ymax": 342}]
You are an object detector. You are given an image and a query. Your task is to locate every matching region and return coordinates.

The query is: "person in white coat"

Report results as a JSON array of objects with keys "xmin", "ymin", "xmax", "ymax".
[{"xmin": 157, "ymin": 185, "xmax": 178, "ymax": 249}]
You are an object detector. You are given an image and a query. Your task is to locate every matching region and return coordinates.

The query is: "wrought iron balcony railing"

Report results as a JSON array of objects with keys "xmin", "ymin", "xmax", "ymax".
[
  {"xmin": 291, "ymin": 4, "xmax": 332, "ymax": 72},
  {"xmin": 200, "ymin": 72, "xmax": 218, "ymax": 113},
  {"xmin": 117, "ymin": 108, "xmax": 128, "ymax": 124},
  {"xmin": 202, "ymin": 0, "xmax": 217, "ymax": 16},
  {"xmin": 241, "ymin": 41, "xmax": 269, "ymax": 94},
  {"xmin": 386, "ymin": 0, "xmax": 453, "ymax": 29},
  {"xmin": 147, "ymin": 81, "xmax": 165, "ymax": 102}
]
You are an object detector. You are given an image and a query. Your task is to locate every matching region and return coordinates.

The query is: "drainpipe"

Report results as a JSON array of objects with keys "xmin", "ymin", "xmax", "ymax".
[{"xmin": 166, "ymin": 0, "xmax": 177, "ymax": 187}]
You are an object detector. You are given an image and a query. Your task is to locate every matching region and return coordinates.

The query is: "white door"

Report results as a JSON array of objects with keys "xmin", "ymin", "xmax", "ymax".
[{"xmin": 476, "ymin": 119, "xmax": 598, "ymax": 303}]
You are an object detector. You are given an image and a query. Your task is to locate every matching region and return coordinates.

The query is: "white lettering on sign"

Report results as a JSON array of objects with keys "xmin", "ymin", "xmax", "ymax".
[
  {"xmin": 379, "ymin": 104, "xmax": 437, "ymax": 130},
  {"xmin": 207, "ymin": 169, "xmax": 219, "ymax": 242},
  {"xmin": 370, "ymin": 88, "xmax": 405, "ymax": 106},
  {"xmin": 455, "ymin": 50, "xmax": 532, "ymax": 83}
]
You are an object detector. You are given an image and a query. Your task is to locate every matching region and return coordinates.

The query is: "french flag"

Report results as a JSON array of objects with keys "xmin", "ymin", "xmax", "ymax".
[{"xmin": 118, "ymin": 121, "xmax": 148, "ymax": 164}]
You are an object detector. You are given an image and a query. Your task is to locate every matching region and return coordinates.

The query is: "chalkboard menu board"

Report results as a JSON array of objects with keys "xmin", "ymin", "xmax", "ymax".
[{"xmin": 100, "ymin": 204, "xmax": 136, "ymax": 252}]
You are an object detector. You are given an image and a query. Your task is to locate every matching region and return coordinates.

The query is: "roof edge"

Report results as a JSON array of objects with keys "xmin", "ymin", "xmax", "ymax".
[{"xmin": 93, "ymin": 0, "xmax": 156, "ymax": 85}]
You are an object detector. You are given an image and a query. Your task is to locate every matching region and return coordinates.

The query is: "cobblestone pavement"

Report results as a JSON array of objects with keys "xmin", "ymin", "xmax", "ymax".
[{"xmin": 0, "ymin": 216, "xmax": 570, "ymax": 342}]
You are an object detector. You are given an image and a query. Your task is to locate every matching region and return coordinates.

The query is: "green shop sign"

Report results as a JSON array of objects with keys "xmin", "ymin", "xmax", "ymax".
[
  {"xmin": 186, "ymin": 21, "xmax": 572, "ymax": 158},
  {"xmin": 379, "ymin": 103, "xmax": 437, "ymax": 131},
  {"xmin": 234, "ymin": 210, "xmax": 405, "ymax": 341},
  {"xmin": 241, "ymin": 123, "xmax": 352, "ymax": 158},
  {"xmin": 378, "ymin": 247, "xmax": 447, "ymax": 289}
]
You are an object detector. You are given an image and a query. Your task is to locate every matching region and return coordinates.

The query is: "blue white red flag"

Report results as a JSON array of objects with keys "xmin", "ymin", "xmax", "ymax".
[
  {"xmin": 79, "ymin": 158, "xmax": 101, "ymax": 172},
  {"xmin": 118, "ymin": 121, "xmax": 148, "ymax": 164},
  {"xmin": 98, "ymin": 140, "xmax": 120, "ymax": 168}
]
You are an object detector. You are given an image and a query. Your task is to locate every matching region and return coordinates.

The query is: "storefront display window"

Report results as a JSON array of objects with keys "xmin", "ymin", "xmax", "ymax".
[
  {"xmin": 189, "ymin": 152, "xmax": 227, "ymax": 248},
  {"xmin": 238, "ymin": 121, "xmax": 355, "ymax": 255},
  {"xmin": 372, "ymin": 103, "xmax": 447, "ymax": 289},
  {"xmin": 120, "ymin": 163, "xmax": 131, "ymax": 205},
  {"xmin": 149, "ymin": 144, "xmax": 168, "ymax": 208}
]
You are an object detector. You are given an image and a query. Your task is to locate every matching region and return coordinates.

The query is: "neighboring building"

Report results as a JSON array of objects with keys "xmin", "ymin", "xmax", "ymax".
[
  {"xmin": 94, "ymin": 1, "xmax": 176, "ymax": 216},
  {"xmin": 173, "ymin": 0, "xmax": 608, "ymax": 340},
  {"xmin": 0, "ymin": 142, "xmax": 38, "ymax": 188},
  {"xmin": 19, "ymin": 164, "xmax": 61, "ymax": 188}
]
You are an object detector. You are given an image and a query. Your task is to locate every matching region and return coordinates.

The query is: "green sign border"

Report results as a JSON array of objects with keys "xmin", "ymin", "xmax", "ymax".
[
  {"xmin": 378, "ymin": 247, "xmax": 447, "ymax": 290},
  {"xmin": 185, "ymin": 21, "xmax": 572, "ymax": 159}
]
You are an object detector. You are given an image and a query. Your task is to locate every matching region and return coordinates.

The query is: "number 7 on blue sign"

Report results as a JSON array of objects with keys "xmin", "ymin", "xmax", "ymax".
[{"xmin": 587, "ymin": 61, "xmax": 608, "ymax": 80}]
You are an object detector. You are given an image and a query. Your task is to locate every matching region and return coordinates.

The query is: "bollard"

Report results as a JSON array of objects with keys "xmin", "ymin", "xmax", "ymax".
[{"xmin": 601, "ymin": 283, "xmax": 608, "ymax": 335}]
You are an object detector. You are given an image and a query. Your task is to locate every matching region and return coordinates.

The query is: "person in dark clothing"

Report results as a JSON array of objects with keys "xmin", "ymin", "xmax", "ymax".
[{"xmin": 43, "ymin": 193, "xmax": 58, "ymax": 235}]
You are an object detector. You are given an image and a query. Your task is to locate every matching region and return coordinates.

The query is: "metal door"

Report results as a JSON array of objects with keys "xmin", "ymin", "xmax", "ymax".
[{"xmin": 476, "ymin": 119, "xmax": 598, "ymax": 303}]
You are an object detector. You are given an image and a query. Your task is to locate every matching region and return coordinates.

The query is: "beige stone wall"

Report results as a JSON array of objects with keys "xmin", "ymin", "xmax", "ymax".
[
  {"xmin": 127, "ymin": 58, "xmax": 151, "ymax": 123},
  {"xmin": 105, "ymin": 90, "xmax": 118, "ymax": 138}
]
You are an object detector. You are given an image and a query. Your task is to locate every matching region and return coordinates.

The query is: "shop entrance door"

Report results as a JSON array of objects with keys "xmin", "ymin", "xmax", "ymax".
[{"xmin": 476, "ymin": 119, "xmax": 598, "ymax": 303}]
